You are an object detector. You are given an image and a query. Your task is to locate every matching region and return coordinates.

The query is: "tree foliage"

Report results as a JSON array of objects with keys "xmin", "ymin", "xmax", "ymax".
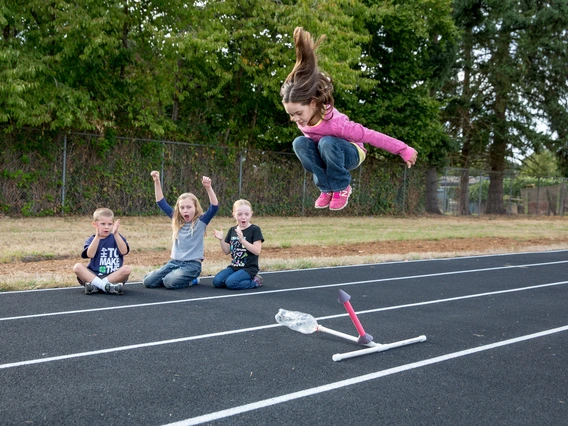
[
  {"xmin": 1, "ymin": 0, "xmax": 458, "ymax": 152},
  {"xmin": 3, "ymin": 0, "xmax": 566, "ymax": 218},
  {"xmin": 442, "ymin": 0, "xmax": 568, "ymax": 214}
]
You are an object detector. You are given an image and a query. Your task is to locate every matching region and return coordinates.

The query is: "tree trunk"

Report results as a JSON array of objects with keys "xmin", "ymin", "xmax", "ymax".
[
  {"xmin": 458, "ymin": 22, "xmax": 474, "ymax": 216},
  {"xmin": 425, "ymin": 167, "xmax": 442, "ymax": 214},
  {"xmin": 486, "ymin": 96, "xmax": 507, "ymax": 214},
  {"xmin": 485, "ymin": 25, "xmax": 510, "ymax": 215},
  {"xmin": 486, "ymin": 169, "xmax": 506, "ymax": 214},
  {"xmin": 459, "ymin": 168, "xmax": 471, "ymax": 215}
]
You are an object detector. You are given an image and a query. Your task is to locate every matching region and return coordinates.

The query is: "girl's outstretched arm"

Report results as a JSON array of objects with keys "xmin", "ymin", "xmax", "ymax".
[
  {"xmin": 202, "ymin": 176, "xmax": 218, "ymax": 206},
  {"xmin": 150, "ymin": 170, "xmax": 164, "ymax": 202}
]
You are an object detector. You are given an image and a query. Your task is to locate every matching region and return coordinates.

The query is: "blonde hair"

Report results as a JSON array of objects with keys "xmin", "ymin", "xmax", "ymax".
[
  {"xmin": 172, "ymin": 193, "xmax": 203, "ymax": 241},
  {"xmin": 280, "ymin": 27, "xmax": 334, "ymax": 118},
  {"xmin": 93, "ymin": 207, "xmax": 114, "ymax": 222},
  {"xmin": 232, "ymin": 199, "xmax": 252, "ymax": 213}
]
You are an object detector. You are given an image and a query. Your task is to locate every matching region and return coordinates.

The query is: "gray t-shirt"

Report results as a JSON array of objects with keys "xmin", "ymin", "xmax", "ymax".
[{"xmin": 157, "ymin": 198, "xmax": 218, "ymax": 262}]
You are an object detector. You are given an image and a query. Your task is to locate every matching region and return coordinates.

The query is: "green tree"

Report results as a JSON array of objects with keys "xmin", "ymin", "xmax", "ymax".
[
  {"xmin": 520, "ymin": 0, "xmax": 568, "ymax": 176},
  {"xmin": 173, "ymin": 0, "xmax": 371, "ymax": 151},
  {"xmin": 444, "ymin": 0, "xmax": 568, "ymax": 214},
  {"xmin": 355, "ymin": 0, "xmax": 458, "ymax": 214},
  {"xmin": 519, "ymin": 150, "xmax": 560, "ymax": 178},
  {"xmin": 0, "ymin": 0, "xmax": 227, "ymax": 136}
]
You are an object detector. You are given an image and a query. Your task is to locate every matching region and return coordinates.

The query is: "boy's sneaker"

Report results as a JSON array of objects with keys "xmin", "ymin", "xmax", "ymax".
[
  {"xmin": 314, "ymin": 192, "xmax": 332, "ymax": 209},
  {"xmin": 190, "ymin": 277, "xmax": 200, "ymax": 286},
  {"xmin": 329, "ymin": 185, "xmax": 352, "ymax": 211},
  {"xmin": 105, "ymin": 282, "xmax": 124, "ymax": 295},
  {"xmin": 84, "ymin": 282, "xmax": 99, "ymax": 295},
  {"xmin": 253, "ymin": 275, "xmax": 263, "ymax": 287}
]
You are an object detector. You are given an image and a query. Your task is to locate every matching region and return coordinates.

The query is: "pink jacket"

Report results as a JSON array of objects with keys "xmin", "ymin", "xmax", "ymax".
[{"xmin": 296, "ymin": 108, "xmax": 416, "ymax": 162}]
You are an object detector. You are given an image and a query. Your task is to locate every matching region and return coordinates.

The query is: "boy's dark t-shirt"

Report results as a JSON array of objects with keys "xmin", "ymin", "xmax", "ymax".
[
  {"xmin": 224, "ymin": 225, "xmax": 264, "ymax": 278},
  {"xmin": 81, "ymin": 234, "xmax": 130, "ymax": 277}
]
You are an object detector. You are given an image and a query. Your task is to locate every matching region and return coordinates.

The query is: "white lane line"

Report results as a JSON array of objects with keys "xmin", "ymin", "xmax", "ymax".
[
  {"xmin": 163, "ymin": 324, "xmax": 568, "ymax": 426},
  {"xmin": 2, "ymin": 259, "xmax": 568, "ymax": 322},
  {"xmin": 1, "ymin": 280, "xmax": 567, "ymax": 370},
  {"xmin": 0, "ymin": 324, "xmax": 280, "ymax": 370}
]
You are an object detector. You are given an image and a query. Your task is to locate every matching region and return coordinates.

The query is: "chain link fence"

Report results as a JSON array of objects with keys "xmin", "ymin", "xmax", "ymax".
[
  {"xmin": 1, "ymin": 130, "xmax": 423, "ymax": 217},
  {"xmin": 4, "ymin": 130, "xmax": 567, "ymax": 218},
  {"xmin": 438, "ymin": 167, "xmax": 568, "ymax": 216}
]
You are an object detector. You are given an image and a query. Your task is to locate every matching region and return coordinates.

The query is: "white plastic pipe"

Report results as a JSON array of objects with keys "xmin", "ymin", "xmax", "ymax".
[
  {"xmin": 332, "ymin": 335, "xmax": 427, "ymax": 362},
  {"xmin": 317, "ymin": 325, "xmax": 377, "ymax": 347}
]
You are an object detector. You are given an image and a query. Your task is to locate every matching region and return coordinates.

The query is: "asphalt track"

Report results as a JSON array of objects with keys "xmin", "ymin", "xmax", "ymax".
[{"xmin": 1, "ymin": 250, "xmax": 567, "ymax": 425}]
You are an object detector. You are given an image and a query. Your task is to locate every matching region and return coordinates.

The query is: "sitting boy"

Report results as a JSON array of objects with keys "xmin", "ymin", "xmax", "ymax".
[{"xmin": 73, "ymin": 207, "xmax": 131, "ymax": 295}]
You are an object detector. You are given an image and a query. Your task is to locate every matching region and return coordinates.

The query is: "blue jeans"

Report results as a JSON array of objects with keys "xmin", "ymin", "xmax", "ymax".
[
  {"xmin": 143, "ymin": 259, "xmax": 201, "ymax": 289},
  {"xmin": 292, "ymin": 136, "xmax": 361, "ymax": 193},
  {"xmin": 212, "ymin": 267, "xmax": 257, "ymax": 290}
]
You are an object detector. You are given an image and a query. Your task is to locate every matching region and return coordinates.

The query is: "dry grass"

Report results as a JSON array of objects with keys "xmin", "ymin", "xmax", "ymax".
[
  {"xmin": 1, "ymin": 214, "xmax": 568, "ymax": 291},
  {"xmin": 3, "ymin": 215, "xmax": 568, "ymax": 261}
]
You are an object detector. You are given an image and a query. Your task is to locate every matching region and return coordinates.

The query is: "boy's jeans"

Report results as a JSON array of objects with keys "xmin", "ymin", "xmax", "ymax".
[
  {"xmin": 292, "ymin": 136, "xmax": 360, "ymax": 193},
  {"xmin": 143, "ymin": 259, "xmax": 201, "ymax": 289},
  {"xmin": 212, "ymin": 267, "xmax": 256, "ymax": 290}
]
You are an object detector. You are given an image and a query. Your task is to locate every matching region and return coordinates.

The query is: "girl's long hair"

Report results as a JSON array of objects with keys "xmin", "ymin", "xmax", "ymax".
[
  {"xmin": 280, "ymin": 27, "xmax": 334, "ymax": 117},
  {"xmin": 172, "ymin": 193, "xmax": 203, "ymax": 241}
]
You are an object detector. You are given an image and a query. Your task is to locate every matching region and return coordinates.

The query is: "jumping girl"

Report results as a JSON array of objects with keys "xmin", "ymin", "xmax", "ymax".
[{"xmin": 280, "ymin": 26, "xmax": 418, "ymax": 211}]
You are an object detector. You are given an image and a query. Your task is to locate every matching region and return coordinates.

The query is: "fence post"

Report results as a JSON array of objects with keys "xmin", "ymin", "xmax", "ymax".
[
  {"xmin": 402, "ymin": 166, "xmax": 407, "ymax": 215},
  {"xmin": 61, "ymin": 134, "xmax": 67, "ymax": 213},
  {"xmin": 239, "ymin": 151, "xmax": 247, "ymax": 197},
  {"xmin": 357, "ymin": 165, "xmax": 362, "ymax": 207},
  {"xmin": 302, "ymin": 169, "xmax": 307, "ymax": 216},
  {"xmin": 160, "ymin": 142, "xmax": 165, "ymax": 183},
  {"xmin": 508, "ymin": 173, "xmax": 513, "ymax": 215},
  {"xmin": 443, "ymin": 168, "xmax": 448, "ymax": 214},
  {"xmin": 536, "ymin": 177, "xmax": 540, "ymax": 216},
  {"xmin": 478, "ymin": 171, "xmax": 482, "ymax": 215},
  {"xmin": 562, "ymin": 179, "xmax": 566, "ymax": 216}
]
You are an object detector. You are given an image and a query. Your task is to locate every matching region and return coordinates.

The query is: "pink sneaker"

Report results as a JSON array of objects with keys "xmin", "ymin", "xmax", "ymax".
[
  {"xmin": 329, "ymin": 185, "xmax": 352, "ymax": 211},
  {"xmin": 314, "ymin": 192, "xmax": 332, "ymax": 209}
]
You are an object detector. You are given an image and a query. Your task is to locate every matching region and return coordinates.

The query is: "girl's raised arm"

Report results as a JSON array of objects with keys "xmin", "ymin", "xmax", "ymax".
[
  {"xmin": 202, "ymin": 176, "xmax": 218, "ymax": 206},
  {"xmin": 150, "ymin": 170, "xmax": 164, "ymax": 202}
]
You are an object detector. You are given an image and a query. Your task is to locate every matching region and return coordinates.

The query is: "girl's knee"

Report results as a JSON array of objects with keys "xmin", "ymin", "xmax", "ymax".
[
  {"xmin": 162, "ymin": 276, "xmax": 185, "ymax": 289},
  {"xmin": 212, "ymin": 277, "xmax": 225, "ymax": 288},
  {"xmin": 142, "ymin": 272, "xmax": 161, "ymax": 288},
  {"xmin": 142, "ymin": 278, "xmax": 160, "ymax": 288},
  {"xmin": 292, "ymin": 136, "xmax": 312, "ymax": 152},
  {"xmin": 317, "ymin": 137, "xmax": 334, "ymax": 152}
]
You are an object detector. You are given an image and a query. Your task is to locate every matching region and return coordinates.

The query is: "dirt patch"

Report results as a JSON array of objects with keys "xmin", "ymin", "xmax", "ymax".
[{"xmin": 3, "ymin": 237, "xmax": 567, "ymax": 276}]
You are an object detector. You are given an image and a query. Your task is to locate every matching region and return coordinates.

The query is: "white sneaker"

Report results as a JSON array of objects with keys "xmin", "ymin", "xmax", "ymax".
[{"xmin": 105, "ymin": 282, "xmax": 124, "ymax": 295}]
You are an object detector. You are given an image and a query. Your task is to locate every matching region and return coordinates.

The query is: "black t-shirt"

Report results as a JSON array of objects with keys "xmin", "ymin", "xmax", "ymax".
[{"xmin": 224, "ymin": 224, "xmax": 264, "ymax": 277}]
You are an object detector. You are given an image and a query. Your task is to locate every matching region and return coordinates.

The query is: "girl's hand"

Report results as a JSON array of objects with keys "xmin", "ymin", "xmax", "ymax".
[
  {"xmin": 151, "ymin": 170, "xmax": 160, "ymax": 182},
  {"xmin": 202, "ymin": 176, "xmax": 212, "ymax": 188},
  {"xmin": 406, "ymin": 149, "xmax": 418, "ymax": 168},
  {"xmin": 112, "ymin": 219, "xmax": 121, "ymax": 235},
  {"xmin": 235, "ymin": 226, "xmax": 244, "ymax": 242},
  {"xmin": 213, "ymin": 228, "xmax": 224, "ymax": 240}
]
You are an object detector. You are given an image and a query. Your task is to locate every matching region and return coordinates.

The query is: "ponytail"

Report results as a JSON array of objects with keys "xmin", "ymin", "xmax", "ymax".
[{"xmin": 280, "ymin": 27, "xmax": 334, "ymax": 116}]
